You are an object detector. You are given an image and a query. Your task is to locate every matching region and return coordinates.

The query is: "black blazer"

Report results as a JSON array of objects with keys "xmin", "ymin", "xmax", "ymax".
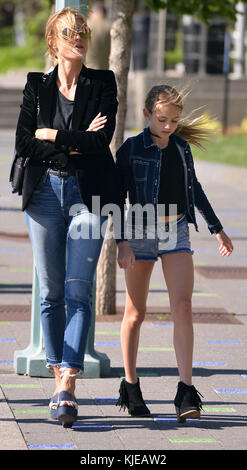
[{"xmin": 14, "ymin": 64, "xmax": 124, "ymax": 214}]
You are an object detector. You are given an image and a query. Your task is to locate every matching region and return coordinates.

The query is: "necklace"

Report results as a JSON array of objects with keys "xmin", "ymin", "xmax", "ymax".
[
  {"xmin": 63, "ymin": 82, "xmax": 76, "ymax": 87},
  {"xmin": 58, "ymin": 77, "xmax": 77, "ymax": 87}
]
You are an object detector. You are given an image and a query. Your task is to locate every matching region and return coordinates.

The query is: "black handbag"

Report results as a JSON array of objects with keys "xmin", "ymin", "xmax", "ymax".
[
  {"xmin": 9, "ymin": 83, "xmax": 41, "ymax": 195},
  {"xmin": 9, "ymin": 150, "xmax": 30, "ymax": 195}
]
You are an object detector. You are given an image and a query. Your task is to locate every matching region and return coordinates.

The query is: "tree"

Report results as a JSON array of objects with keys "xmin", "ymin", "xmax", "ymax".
[
  {"xmin": 146, "ymin": 0, "xmax": 247, "ymax": 22},
  {"xmin": 96, "ymin": 0, "xmax": 247, "ymax": 316}
]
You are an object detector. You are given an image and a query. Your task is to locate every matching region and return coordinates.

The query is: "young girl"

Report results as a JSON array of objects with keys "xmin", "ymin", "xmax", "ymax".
[{"xmin": 115, "ymin": 85, "xmax": 233, "ymax": 422}]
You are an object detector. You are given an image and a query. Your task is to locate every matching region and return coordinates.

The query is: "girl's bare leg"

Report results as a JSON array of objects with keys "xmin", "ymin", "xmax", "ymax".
[
  {"xmin": 121, "ymin": 260, "xmax": 155, "ymax": 384},
  {"xmin": 161, "ymin": 252, "xmax": 194, "ymax": 385}
]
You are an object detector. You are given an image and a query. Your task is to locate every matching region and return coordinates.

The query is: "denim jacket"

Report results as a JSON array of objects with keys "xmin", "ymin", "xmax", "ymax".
[{"xmin": 115, "ymin": 127, "xmax": 223, "ymax": 242}]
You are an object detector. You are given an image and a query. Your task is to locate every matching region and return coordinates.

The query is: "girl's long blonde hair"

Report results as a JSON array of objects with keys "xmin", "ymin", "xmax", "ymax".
[
  {"xmin": 145, "ymin": 85, "xmax": 212, "ymax": 149},
  {"xmin": 45, "ymin": 7, "xmax": 89, "ymax": 66}
]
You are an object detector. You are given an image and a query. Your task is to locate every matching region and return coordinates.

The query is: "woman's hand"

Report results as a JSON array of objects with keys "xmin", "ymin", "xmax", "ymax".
[
  {"xmin": 86, "ymin": 112, "xmax": 107, "ymax": 132},
  {"xmin": 117, "ymin": 242, "xmax": 135, "ymax": 269},
  {"xmin": 35, "ymin": 128, "xmax": 57, "ymax": 142},
  {"xmin": 216, "ymin": 230, "xmax": 234, "ymax": 256},
  {"xmin": 35, "ymin": 111, "xmax": 106, "ymax": 145},
  {"xmin": 35, "ymin": 112, "xmax": 106, "ymax": 154}
]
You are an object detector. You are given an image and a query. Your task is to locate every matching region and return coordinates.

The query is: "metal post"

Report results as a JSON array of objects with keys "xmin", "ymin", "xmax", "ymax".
[
  {"xmin": 55, "ymin": 0, "xmax": 88, "ymax": 15},
  {"xmin": 14, "ymin": 262, "xmax": 50, "ymax": 377},
  {"xmin": 14, "ymin": 0, "xmax": 110, "ymax": 378}
]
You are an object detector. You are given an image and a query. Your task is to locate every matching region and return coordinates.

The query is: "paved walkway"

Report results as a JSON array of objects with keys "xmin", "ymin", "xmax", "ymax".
[{"xmin": 0, "ymin": 130, "xmax": 247, "ymax": 454}]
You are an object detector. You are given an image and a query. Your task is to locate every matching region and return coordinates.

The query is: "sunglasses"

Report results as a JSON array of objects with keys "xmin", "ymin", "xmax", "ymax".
[{"xmin": 61, "ymin": 24, "xmax": 91, "ymax": 40}]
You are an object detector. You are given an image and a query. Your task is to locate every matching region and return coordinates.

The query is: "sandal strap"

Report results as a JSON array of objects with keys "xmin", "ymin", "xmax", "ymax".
[
  {"xmin": 58, "ymin": 390, "xmax": 78, "ymax": 410},
  {"xmin": 59, "ymin": 400, "xmax": 78, "ymax": 411},
  {"xmin": 60, "ymin": 372, "xmax": 77, "ymax": 378},
  {"xmin": 60, "ymin": 368, "xmax": 80, "ymax": 378},
  {"xmin": 49, "ymin": 401, "xmax": 59, "ymax": 410},
  {"xmin": 49, "ymin": 393, "xmax": 59, "ymax": 409}
]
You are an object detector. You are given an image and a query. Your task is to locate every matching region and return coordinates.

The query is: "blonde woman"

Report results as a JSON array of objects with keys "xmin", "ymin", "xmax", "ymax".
[
  {"xmin": 115, "ymin": 85, "xmax": 233, "ymax": 422},
  {"xmin": 14, "ymin": 6, "xmax": 132, "ymax": 427}
]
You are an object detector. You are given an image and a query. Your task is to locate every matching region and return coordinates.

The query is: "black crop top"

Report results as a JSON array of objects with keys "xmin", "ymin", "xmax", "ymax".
[{"xmin": 158, "ymin": 137, "xmax": 185, "ymax": 216}]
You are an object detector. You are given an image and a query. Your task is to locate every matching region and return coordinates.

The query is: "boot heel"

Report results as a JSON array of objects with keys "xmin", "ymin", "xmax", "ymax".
[
  {"xmin": 175, "ymin": 405, "xmax": 200, "ymax": 423},
  {"xmin": 175, "ymin": 406, "xmax": 186, "ymax": 423},
  {"xmin": 174, "ymin": 381, "xmax": 203, "ymax": 423}
]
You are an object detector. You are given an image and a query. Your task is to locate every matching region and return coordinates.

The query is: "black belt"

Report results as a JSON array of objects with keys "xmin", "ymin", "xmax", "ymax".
[{"xmin": 48, "ymin": 167, "xmax": 76, "ymax": 177}]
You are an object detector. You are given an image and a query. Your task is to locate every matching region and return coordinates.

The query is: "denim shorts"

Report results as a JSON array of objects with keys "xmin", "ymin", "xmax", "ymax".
[{"xmin": 127, "ymin": 213, "xmax": 194, "ymax": 261}]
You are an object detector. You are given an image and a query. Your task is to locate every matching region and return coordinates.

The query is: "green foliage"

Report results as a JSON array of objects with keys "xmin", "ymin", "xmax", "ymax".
[
  {"xmin": 145, "ymin": 0, "xmax": 247, "ymax": 22},
  {"xmin": 0, "ymin": 44, "xmax": 46, "ymax": 73},
  {"xmin": 0, "ymin": 27, "xmax": 13, "ymax": 46},
  {"xmin": 165, "ymin": 30, "xmax": 183, "ymax": 65},
  {"xmin": 0, "ymin": 0, "xmax": 51, "ymax": 73}
]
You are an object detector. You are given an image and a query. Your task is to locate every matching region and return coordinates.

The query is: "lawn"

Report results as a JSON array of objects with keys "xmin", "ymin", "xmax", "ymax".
[
  {"xmin": 0, "ymin": 45, "xmax": 45, "ymax": 74},
  {"xmin": 191, "ymin": 134, "xmax": 247, "ymax": 168}
]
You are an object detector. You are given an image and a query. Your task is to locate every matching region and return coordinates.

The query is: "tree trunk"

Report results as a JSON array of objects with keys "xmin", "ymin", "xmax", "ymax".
[
  {"xmin": 233, "ymin": 2, "xmax": 246, "ymax": 78},
  {"xmin": 109, "ymin": 0, "xmax": 135, "ymax": 154},
  {"xmin": 95, "ymin": 0, "xmax": 135, "ymax": 316}
]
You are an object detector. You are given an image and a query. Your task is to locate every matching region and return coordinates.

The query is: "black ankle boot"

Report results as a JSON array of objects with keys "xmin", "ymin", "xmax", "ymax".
[
  {"xmin": 116, "ymin": 378, "xmax": 151, "ymax": 417},
  {"xmin": 174, "ymin": 381, "xmax": 203, "ymax": 423}
]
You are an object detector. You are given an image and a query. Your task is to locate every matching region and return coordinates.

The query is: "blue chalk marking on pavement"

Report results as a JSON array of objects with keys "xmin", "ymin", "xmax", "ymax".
[
  {"xmin": 28, "ymin": 444, "xmax": 76, "ymax": 449},
  {"xmin": 94, "ymin": 398, "xmax": 116, "ymax": 402},
  {"xmin": 241, "ymin": 375, "xmax": 247, "ymax": 379},
  {"xmin": 0, "ymin": 207, "xmax": 22, "ymax": 212},
  {"xmin": 94, "ymin": 341, "xmax": 120, "ymax": 346},
  {"xmin": 154, "ymin": 417, "xmax": 177, "ymax": 422},
  {"xmin": 225, "ymin": 230, "xmax": 242, "ymax": 235},
  {"xmin": 151, "ymin": 322, "xmax": 173, "ymax": 326},
  {"xmin": 243, "ymin": 287, "xmax": 247, "ymax": 291},
  {"xmin": 0, "ymin": 360, "xmax": 14, "ymax": 364},
  {"xmin": 216, "ymin": 211, "xmax": 239, "ymax": 216},
  {"xmin": 206, "ymin": 340, "xmax": 240, "ymax": 344},
  {"xmin": 0, "ymin": 338, "xmax": 16, "ymax": 342},
  {"xmin": 215, "ymin": 389, "xmax": 247, "ymax": 394},
  {"xmin": 193, "ymin": 361, "xmax": 226, "ymax": 366},
  {"xmin": 0, "ymin": 247, "xmax": 25, "ymax": 253},
  {"xmin": 225, "ymin": 230, "xmax": 242, "ymax": 237},
  {"xmin": 195, "ymin": 248, "xmax": 215, "ymax": 253},
  {"xmin": 72, "ymin": 424, "xmax": 112, "ymax": 429},
  {"xmin": 154, "ymin": 417, "xmax": 200, "ymax": 422}
]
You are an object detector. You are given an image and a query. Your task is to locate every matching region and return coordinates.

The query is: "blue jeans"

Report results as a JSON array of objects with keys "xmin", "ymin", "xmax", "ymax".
[{"xmin": 25, "ymin": 171, "xmax": 107, "ymax": 372}]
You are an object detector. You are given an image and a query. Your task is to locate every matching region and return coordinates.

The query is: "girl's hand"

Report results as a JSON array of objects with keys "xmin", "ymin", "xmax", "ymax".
[
  {"xmin": 86, "ymin": 112, "xmax": 107, "ymax": 132},
  {"xmin": 35, "ymin": 128, "xmax": 57, "ymax": 142},
  {"xmin": 216, "ymin": 230, "xmax": 234, "ymax": 256},
  {"xmin": 117, "ymin": 242, "xmax": 135, "ymax": 269}
]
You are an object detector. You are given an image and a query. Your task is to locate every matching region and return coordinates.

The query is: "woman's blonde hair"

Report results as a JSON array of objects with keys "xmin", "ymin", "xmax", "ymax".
[
  {"xmin": 145, "ymin": 85, "xmax": 211, "ymax": 149},
  {"xmin": 45, "ymin": 6, "xmax": 89, "ymax": 66}
]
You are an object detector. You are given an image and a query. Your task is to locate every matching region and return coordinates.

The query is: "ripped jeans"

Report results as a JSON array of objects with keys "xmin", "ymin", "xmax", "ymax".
[{"xmin": 25, "ymin": 171, "xmax": 107, "ymax": 372}]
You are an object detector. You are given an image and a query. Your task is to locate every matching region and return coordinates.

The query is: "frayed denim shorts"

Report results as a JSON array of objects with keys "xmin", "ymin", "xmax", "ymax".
[{"xmin": 127, "ymin": 213, "xmax": 194, "ymax": 261}]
